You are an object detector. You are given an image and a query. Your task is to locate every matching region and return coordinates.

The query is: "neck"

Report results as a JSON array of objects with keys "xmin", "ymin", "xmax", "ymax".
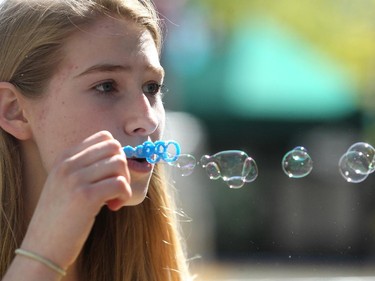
[{"xmin": 20, "ymin": 140, "xmax": 47, "ymax": 225}]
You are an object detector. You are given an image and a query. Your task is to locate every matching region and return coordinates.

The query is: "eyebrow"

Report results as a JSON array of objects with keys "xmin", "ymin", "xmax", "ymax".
[{"xmin": 74, "ymin": 63, "xmax": 165, "ymax": 78}]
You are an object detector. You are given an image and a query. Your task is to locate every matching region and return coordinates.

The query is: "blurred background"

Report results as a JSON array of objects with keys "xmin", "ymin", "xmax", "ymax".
[{"xmin": 153, "ymin": 0, "xmax": 375, "ymax": 280}]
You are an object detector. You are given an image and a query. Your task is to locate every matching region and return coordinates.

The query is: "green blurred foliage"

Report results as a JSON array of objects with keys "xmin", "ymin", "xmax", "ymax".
[{"xmin": 190, "ymin": 0, "xmax": 375, "ymax": 97}]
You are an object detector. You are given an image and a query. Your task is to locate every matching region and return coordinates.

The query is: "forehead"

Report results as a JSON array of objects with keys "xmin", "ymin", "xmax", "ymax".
[
  {"xmin": 59, "ymin": 16, "xmax": 160, "ymax": 75},
  {"xmin": 79, "ymin": 16, "xmax": 144, "ymax": 38}
]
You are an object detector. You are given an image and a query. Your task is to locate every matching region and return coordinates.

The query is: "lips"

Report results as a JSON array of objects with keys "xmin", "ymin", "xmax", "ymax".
[{"xmin": 126, "ymin": 157, "xmax": 153, "ymax": 173}]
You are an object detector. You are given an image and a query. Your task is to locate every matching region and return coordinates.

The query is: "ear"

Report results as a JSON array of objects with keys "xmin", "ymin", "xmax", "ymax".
[{"xmin": 0, "ymin": 82, "xmax": 32, "ymax": 140}]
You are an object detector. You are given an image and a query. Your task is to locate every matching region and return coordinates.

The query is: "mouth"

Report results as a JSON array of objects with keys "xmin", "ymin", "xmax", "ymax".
[
  {"xmin": 127, "ymin": 157, "xmax": 153, "ymax": 173},
  {"xmin": 131, "ymin": 157, "xmax": 147, "ymax": 163}
]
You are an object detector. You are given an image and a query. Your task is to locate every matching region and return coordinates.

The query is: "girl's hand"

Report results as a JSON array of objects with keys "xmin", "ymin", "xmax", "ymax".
[{"xmin": 20, "ymin": 131, "xmax": 131, "ymax": 272}]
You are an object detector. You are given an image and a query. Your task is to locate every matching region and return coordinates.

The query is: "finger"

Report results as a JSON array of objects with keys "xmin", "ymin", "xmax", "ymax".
[
  {"xmin": 76, "ymin": 154, "xmax": 130, "ymax": 184},
  {"xmin": 87, "ymin": 176, "xmax": 132, "ymax": 210},
  {"xmin": 59, "ymin": 131, "xmax": 117, "ymax": 160},
  {"xmin": 106, "ymin": 199, "xmax": 124, "ymax": 211},
  {"xmin": 68, "ymin": 138, "xmax": 124, "ymax": 169},
  {"xmin": 51, "ymin": 140, "xmax": 125, "ymax": 182}
]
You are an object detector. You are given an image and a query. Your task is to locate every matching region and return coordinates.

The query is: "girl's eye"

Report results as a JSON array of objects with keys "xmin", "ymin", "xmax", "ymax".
[
  {"xmin": 94, "ymin": 81, "xmax": 116, "ymax": 94},
  {"xmin": 142, "ymin": 81, "xmax": 164, "ymax": 95}
]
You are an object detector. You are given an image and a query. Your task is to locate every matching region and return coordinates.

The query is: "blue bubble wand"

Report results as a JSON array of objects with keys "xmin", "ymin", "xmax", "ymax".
[{"xmin": 123, "ymin": 140, "xmax": 181, "ymax": 164}]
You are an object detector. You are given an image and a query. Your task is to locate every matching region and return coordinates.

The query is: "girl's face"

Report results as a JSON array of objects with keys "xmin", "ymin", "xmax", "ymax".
[{"xmin": 23, "ymin": 17, "xmax": 165, "ymax": 205}]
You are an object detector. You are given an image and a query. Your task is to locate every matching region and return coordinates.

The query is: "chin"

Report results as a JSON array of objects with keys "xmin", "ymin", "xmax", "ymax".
[
  {"xmin": 125, "ymin": 195, "xmax": 147, "ymax": 206},
  {"xmin": 124, "ymin": 170, "xmax": 153, "ymax": 206},
  {"xmin": 125, "ymin": 183, "xmax": 149, "ymax": 206}
]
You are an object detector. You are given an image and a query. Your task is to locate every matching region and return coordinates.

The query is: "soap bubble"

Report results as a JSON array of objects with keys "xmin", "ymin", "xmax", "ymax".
[
  {"xmin": 169, "ymin": 154, "xmax": 197, "ymax": 176},
  {"xmin": 338, "ymin": 151, "xmax": 369, "ymax": 183},
  {"xmin": 346, "ymin": 142, "xmax": 375, "ymax": 174},
  {"xmin": 204, "ymin": 162, "xmax": 221, "ymax": 180},
  {"xmin": 282, "ymin": 146, "xmax": 313, "ymax": 178},
  {"xmin": 200, "ymin": 150, "xmax": 258, "ymax": 189},
  {"xmin": 338, "ymin": 142, "xmax": 375, "ymax": 183}
]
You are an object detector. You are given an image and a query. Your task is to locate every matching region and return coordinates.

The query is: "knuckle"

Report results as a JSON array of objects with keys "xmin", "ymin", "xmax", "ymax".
[
  {"xmin": 97, "ymin": 130, "xmax": 113, "ymax": 140},
  {"xmin": 107, "ymin": 139, "xmax": 122, "ymax": 151},
  {"xmin": 99, "ymin": 139, "xmax": 122, "ymax": 156},
  {"xmin": 115, "ymin": 176, "xmax": 132, "ymax": 197},
  {"xmin": 113, "ymin": 157, "xmax": 128, "ymax": 173},
  {"xmin": 53, "ymin": 157, "xmax": 73, "ymax": 178},
  {"xmin": 53, "ymin": 160, "xmax": 82, "ymax": 187},
  {"xmin": 112, "ymin": 154, "xmax": 126, "ymax": 165},
  {"xmin": 53, "ymin": 148, "xmax": 73, "ymax": 167}
]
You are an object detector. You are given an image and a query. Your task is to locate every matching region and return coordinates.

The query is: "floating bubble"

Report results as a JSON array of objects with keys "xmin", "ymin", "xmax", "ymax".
[
  {"xmin": 346, "ymin": 142, "xmax": 375, "ymax": 174},
  {"xmin": 338, "ymin": 151, "xmax": 369, "ymax": 183},
  {"xmin": 344, "ymin": 150, "xmax": 372, "ymax": 175},
  {"xmin": 338, "ymin": 142, "xmax": 375, "ymax": 183},
  {"xmin": 169, "ymin": 154, "xmax": 197, "ymax": 176},
  {"xmin": 204, "ymin": 162, "xmax": 221, "ymax": 180},
  {"xmin": 200, "ymin": 150, "xmax": 258, "ymax": 189},
  {"xmin": 282, "ymin": 146, "xmax": 313, "ymax": 178}
]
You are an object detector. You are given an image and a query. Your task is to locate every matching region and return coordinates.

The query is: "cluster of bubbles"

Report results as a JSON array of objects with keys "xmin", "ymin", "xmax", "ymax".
[
  {"xmin": 165, "ymin": 151, "xmax": 258, "ymax": 189},
  {"xmin": 200, "ymin": 151, "xmax": 258, "ymax": 188},
  {"xmin": 338, "ymin": 142, "xmax": 375, "ymax": 183},
  {"xmin": 169, "ymin": 146, "xmax": 313, "ymax": 188},
  {"xmin": 124, "ymin": 141, "xmax": 375, "ymax": 189}
]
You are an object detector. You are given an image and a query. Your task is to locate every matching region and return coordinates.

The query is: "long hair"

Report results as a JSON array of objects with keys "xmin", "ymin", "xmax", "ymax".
[{"xmin": 0, "ymin": 0, "xmax": 190, "ymax": 280}]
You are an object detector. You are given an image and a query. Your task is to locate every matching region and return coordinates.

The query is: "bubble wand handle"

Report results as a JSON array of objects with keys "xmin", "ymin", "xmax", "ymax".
[{"xmin": 123, "ymin": 140, "xmax": 181, "ymax": 164}]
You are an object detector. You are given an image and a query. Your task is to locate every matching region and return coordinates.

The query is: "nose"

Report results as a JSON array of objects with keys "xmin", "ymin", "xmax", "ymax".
[{"xmin": 123, "ymin": 94, "xmax": 161, "ymax": 136}]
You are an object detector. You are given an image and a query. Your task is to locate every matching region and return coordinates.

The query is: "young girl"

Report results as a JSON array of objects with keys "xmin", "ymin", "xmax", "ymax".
[{"xmin": 0, "ymin": 0, "xmax": 191, "ymax": 280}]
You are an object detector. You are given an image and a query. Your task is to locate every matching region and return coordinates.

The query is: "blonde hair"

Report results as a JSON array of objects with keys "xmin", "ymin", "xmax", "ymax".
[{"xmin": 0, "ymin": 0, "xmax": 191, "ymax": 280}]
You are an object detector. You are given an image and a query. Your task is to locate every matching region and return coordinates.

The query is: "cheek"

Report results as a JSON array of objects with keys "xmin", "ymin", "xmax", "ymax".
[{"xmin": 29, "ymin": 106, "xmax": 84, "ymax": 170}]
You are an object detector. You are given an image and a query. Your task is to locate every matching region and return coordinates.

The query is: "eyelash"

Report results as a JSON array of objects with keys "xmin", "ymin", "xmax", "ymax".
[
  {"xmin": 142, "ymin": 82, "xmax": 167, "ymax": 96},
  {"xmin": 94, "ymin": 81, "xmax": 117, "ymax": 95},
  {"xmin": 93, "ymin": 81, "xmax": 167, "ymax": 97}
]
